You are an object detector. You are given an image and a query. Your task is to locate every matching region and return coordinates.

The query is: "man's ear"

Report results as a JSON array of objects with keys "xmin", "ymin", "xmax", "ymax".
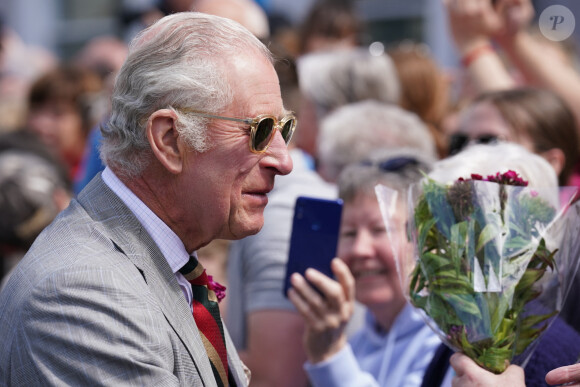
[{"xmin": 146, "ymin": 109, "xmax": 184, "ymax": 174}]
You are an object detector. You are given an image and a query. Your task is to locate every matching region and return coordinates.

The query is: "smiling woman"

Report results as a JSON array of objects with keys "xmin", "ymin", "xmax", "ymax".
[
  {"xmin": 287, "ymin": 146, "xmax": 441, "ymax": 387},
  {"xmin": 451, "ymin": 87, "xmax": 579, "ymax": 186}
]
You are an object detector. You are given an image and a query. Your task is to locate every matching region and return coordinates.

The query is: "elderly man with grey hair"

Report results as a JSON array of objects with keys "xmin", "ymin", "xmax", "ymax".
[{"xmin": 0, "ymin": 12, "xmax": 294, "ymax": 386}]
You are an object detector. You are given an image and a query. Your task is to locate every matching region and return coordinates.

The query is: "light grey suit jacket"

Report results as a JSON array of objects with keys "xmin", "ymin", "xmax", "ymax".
[{"xmin": 0, "ymin": 174, "xmax": 249, "ymax": 386}]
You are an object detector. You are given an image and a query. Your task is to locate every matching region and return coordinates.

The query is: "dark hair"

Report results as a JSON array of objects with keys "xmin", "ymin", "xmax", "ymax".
[
  {"xmin": 0, "ymin": 131, "xmax": 72, "ymax": 249},
  {"xmin": 298, "ymin": 0, "xmax": 362, "ymax": 55},
  {"xmin": 28, "ymin": 65, "xmax": 103, "ymax": 136}
]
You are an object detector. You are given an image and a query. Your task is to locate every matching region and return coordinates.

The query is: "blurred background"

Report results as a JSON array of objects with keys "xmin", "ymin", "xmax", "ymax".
[{"xmin": 3, "ymin": 0, "xmax": 579, "ymax": 68}]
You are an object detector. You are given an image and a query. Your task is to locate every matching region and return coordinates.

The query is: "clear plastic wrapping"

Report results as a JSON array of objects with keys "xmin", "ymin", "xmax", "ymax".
[{"xmin": 376, "ymin": 171, "xmax": 580, "ymax": 373}]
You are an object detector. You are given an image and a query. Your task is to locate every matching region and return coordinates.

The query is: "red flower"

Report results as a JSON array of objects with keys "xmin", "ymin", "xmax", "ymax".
[
  {"xmin": 207, "ymin": 275, "xmax": 227, "ymax": 302},
  {"xmin": 459, "ymin": 170, "xmax": 529, "ymax": 187},
  {"xmin": 485, "ymin": 170, "xmax": 528, "ymax": 186}
]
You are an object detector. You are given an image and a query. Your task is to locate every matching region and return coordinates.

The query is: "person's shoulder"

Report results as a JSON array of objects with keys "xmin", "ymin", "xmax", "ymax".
[{"xmin": 14, "ymin": 198, "xmax": 133, "ymax": 284}]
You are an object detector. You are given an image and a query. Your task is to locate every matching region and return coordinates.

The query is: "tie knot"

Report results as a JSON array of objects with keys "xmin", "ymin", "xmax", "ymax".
[
  {"xmin": 179, "ymin": 255, "xmax": 206, "ymax": 283},
  {"xmin": 179, "ymin": 255, "xmax": 226, "ymax": 302},
  {"xmin": 189, "ymin": 270, "xmax": 209, "ymax": 286},
  {"xmin": 179, "ymin": 255, "xmax": 199, "ymax": 275}
]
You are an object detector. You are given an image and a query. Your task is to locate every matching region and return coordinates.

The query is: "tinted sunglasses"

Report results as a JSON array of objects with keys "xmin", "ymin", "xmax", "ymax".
[
  {"xmin": 180, "ymin": 109, "xmax": 296, "ymax": 153},
  {"xmin": 360, "ymin": 156, "xmax": 419, "ymax": 171},
  {"xmin": 448, "ymin": 133, "xmax": 499, "ymax": 155}
]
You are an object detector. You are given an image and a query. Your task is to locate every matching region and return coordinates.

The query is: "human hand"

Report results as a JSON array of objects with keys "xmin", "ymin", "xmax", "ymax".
[
  {"xmin": 287, "ymin": 258, "xmax": 355, "ymax": 364},
  {"xmin": 546, "ymin": 363, "xmax": 580, "ymax": 386},
  {"xmin": 493, "ymin": 0, "xmax": 535, "ymax": 43},
  {"xmin": 443, "ymin": 0, "xmax": 503, "ymax": 54},
  {"xmin": 450, "ymin": 352, "xmax": 525, "ymax": 387}
]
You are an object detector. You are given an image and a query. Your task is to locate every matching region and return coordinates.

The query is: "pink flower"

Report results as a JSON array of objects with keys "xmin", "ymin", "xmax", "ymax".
[
  {"xmin": 460, "ymin": 170, "xmax": 528, "ymax": 187},
  {"xmin": 207, "ymin": 275, "xmax": 227, "ymax": 302},
  {"xmin": 497, "ymin": 170, "xmax": 528, "ymax": 186}
]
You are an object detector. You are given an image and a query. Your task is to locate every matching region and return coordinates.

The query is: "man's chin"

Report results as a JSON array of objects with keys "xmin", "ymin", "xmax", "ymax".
[{"xmin": 226, "ymin": 217, "xmax": 264, "ymax": 240}]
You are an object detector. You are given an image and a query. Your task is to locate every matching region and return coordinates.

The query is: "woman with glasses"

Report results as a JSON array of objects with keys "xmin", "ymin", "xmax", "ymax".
[
  {"xmin": 288, "ymin": 147, "xmax": 440, "ymax": 387},
  {"xmin": 449, "ymin": 87, "xmax": 579, "ymax": 187},
  {"xmin": 316, "ymin": 100, "xmax": 438, "ymax": 183}
]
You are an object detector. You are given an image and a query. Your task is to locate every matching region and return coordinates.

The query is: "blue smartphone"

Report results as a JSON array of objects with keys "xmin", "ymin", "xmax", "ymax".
[{"xmin": 283, "ymin": 196, "xmax": 343, "ymax": 297}]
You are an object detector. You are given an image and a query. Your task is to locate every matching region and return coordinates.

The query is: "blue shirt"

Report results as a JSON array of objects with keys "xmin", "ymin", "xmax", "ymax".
[{"xmin": 305, "ymin": 303, "xmax": 441, "ymax": 387}]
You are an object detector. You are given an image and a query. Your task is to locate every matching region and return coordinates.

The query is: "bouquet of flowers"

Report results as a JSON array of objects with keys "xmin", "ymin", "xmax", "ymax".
[{"xmin": 375, "ymin": 171, "xmax": 580, "ymax": 374}]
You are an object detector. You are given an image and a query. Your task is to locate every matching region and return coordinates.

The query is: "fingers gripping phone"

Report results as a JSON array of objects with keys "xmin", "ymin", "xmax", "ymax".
[{"xmin": 283, "ymin": 196, "xmax": 343, "ymax": 297}]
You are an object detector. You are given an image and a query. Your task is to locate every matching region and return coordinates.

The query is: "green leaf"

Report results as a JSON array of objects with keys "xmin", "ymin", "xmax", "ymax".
[
  {"xmin": 444, "ymin": 293, "xmax": 483, "ymax": 319},
  {"xmin": 418, "ymin": 218, "xmax": 438, "ymax": 252},
  {"xmin": 429, "ymin": 274, "xmax": 473, "ymax": 293},
  {"xmin": 421, "ymin": 251, "xmax": 453, "ymax": 277},
  {"xmin": 475, "ymin": 345, "xmax": 512, "ymax": 374},
  {"xmin": 476, "ymin": 223, "xmax": 498, "ymax": 253}
]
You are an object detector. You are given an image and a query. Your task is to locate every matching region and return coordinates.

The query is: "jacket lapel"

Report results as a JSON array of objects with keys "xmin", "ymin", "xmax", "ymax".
[
  {"xmin": 77, "ymin": 174, "xmax": 217, "ymax": 385},
  {"xmin": 225, "ymin": 327, "xmax": 250, "ymax": 386}
]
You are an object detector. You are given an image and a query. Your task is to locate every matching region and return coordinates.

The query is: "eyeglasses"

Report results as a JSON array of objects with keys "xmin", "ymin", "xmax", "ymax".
[
  {"xmin": 448, "ymin": 133, "xmax": 499, "ymax": 155},
  {"xmin": 360, "ymin": 156, "xmax": 419, "ymax": 171},
  {"xmin": 179, "ymin": 109, "xmax": 296, "ymax": 153}
]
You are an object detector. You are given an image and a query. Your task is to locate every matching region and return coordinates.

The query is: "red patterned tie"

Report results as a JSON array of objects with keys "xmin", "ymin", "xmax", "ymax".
[{"xmin": 180, "ymin": 256, "xmax": 228, "ymax": 386}]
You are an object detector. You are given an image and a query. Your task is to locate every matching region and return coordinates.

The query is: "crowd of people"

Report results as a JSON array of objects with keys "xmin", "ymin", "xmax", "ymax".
[{"xmin": 1, "ymin": 0, "xmax": 580, "ymax": 385}]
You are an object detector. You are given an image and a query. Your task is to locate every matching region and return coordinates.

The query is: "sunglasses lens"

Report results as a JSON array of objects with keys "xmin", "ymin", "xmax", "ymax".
[
  {"xmin": 477, "ymin": 135, "xmax": 498, "ymax": 144},
  {"xmin": 448, "ymin": 133, "xmax": 469, "ymax": 155},
  {"xmin": 281, "ymin": 119, "xmax": 296, "ymax": 144},
  {"xmin": 378, "ymin": 157, "xmax": 418, "ymax": 171},
  {"xmin": 253, "ymin": 118, "xmax": 275, "ymax": 151}
]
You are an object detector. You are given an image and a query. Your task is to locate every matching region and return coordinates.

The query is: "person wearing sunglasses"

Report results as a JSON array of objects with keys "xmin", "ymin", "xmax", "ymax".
[
  {"xmin": 316, "ymin": 100, "xmax": 438, "ymax": 183},
  {"xmin": 288, "ymin": 148, "xmax": 441, "ymax": 387},
  {"xmin": 449, "ymin": 87, "xmax": 578, "ymax": 187},
  {"xmin": 0, "ymin": 12, "xmax": 293, "ymax": 386},
  {"xmin": 223, "ymin": 54, "xmax": 338, "ymax": 387}
]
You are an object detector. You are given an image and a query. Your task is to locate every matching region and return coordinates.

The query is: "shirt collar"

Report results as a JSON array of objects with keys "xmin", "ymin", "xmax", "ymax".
[{"xmin": 101, "ymin": 167, "xmax": 193, "ymax": 273}]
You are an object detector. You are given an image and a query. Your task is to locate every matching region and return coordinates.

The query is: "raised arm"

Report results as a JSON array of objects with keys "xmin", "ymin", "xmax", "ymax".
[
  {"xmin": 493, "ymin": 0, "xmax": 580, "ymax": 125},
  {"xmin": 287, "ymin": 258, "xmax": 355, "ymax": 364},
  {"xmin": 444, "ymin": 0, "xmax": 516, "ymax": 92}
]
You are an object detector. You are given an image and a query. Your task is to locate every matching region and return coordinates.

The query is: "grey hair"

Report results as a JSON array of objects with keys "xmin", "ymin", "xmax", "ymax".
[
  {"xmin": 0, "ymin": 150, "xmax": 71, "ymax": 247},
  {"xmin": 297, "ymin": 47, "xmax": 400, "ymax": 115},
  {"xmin": 318, "ymin": 100, "xmax": 438, "ymax": 182},
  {"xmin": 100, "ymin": 12, "xmax": 273, "ymax": 178},
  {"xmin": 338, "ymin": 147, "xmax": 434, "ymax": 203}
]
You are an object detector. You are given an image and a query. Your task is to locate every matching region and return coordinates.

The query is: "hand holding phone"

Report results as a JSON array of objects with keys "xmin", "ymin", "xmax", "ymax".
[{"xmin": 283, "ymin": 196, "xmax": 343, "ymax": 297}]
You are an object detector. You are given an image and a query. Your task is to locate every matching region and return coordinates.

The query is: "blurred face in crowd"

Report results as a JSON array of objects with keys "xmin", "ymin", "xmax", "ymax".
[
  {"xmin": 337, "ymin": 192, "xmax": 407, "ymax": 314},
  {"xmin": 295, "ymin": 95, "xmax": 320, "ymax": 158},
  {"xmin": 453, "ymin": 101, "xmax": 534, "ymax": 152},
  {"xmin": 176, "ymin": 51, "xmax": 293, "ymax": 245},
  {"xmin": 27, "ymin": 101, "xmax": 86, "ymax": 169}
]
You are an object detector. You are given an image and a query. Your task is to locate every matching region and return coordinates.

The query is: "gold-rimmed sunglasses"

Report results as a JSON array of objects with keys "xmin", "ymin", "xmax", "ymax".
[{"xmin": 179, "ymin": 109, "xmax": 297, "ymax": 153}]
